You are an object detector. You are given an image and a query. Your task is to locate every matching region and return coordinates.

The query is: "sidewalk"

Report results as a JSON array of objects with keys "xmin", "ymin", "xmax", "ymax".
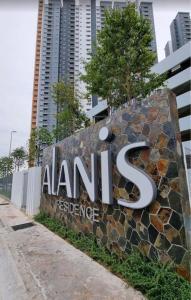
[{"xmin": 0, "ymin": 197, "xmax": 145, "ymax": 300}]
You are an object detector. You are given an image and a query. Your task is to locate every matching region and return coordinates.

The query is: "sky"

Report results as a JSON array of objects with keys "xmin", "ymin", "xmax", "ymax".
[{"xmin": 0, "ymin": 0, "xmax": 190, "ymax": 157}]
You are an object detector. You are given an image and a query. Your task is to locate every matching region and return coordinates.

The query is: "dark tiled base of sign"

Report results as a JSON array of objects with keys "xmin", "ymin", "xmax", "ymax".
[{"xmin": 41, "ymin": 90, "xmax": 190, "ymax": 279}]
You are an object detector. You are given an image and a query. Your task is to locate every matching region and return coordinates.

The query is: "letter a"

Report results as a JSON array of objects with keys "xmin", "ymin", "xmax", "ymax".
[
  {"xmin": 57, "ymin": 160, "xmax": 73, "ymax": 198},
  {"xmin": 42, "ymin": 165, "xmax": 51, "ymax": 195}
]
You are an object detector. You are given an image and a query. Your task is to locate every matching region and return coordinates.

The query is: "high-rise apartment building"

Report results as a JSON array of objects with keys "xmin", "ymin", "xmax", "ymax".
[
  {"xmin": 36, "ymin": 0, "xmax": 76, "ymax": 131},
  {"xmin": 139, "ymin": 1, "xmax": 157, "ymax": 55},
  {"xmin": 170, "ymin": 12, "xmax": 191, "ymax": 52},
  {"xmin": 74, "ymin": 0, "xmax": 93, "ymax": 111},
  {"xmin": 32, "ymin": 0, "xmax": 157, "ymax": 132},
  {"xmin": 31, "ymin": 0, "xmax": 44, "ymax": 130},
  {"xmin": 164, "ymin": 41, "xmax": 173, "ymax": 58}
]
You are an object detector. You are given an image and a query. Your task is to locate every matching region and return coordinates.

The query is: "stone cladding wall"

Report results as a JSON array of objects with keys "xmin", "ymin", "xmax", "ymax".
[{"xmin": 41, "ymin": 89, "xmax": 190, "ymax": 279}]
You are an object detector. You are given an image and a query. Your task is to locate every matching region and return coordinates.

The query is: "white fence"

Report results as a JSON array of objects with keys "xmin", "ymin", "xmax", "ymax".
[
  {"xmin": 11, "ymin": 167, "xmax": 42, "ymax": 216},
  {"xmin": 11, "ymin": 170, "xmax": 28, "ymax": 210}
]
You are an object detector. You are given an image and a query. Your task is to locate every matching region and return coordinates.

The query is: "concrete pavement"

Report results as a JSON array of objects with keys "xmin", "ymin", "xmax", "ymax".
[{"xmin": 0, "ymin": 197, "xmax": 145, "ymax": 300}]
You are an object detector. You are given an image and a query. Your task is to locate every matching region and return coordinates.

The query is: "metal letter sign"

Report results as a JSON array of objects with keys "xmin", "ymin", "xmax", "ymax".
[
  {"xmin": 57, "ymin": 160, "xmax": 73, "ymax": 198},
  {"xmin": 73, "ymin": 154, "xmax": 98, "ymax": 202},
  {"xmin": 101, "ymin": 150, "xmax": 113, "ymax": 204},
  {"xmin": 116, "ymin": 142, "xmax": 157, "ymax": 209},
  {"xmin": 42, "ymin": 127, "xmax": 157, "ymax": 209},
  {"xmin": 42, "ymin": 165, "xmax": 51, "ymax": 195}
]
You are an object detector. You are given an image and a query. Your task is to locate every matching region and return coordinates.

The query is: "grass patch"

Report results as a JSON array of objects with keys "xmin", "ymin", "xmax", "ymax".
[
  {"xmin": 35, "ymin": 212, "xmax": 191, "ymax": 300},
  {"xmin": 0, "ymin": 190, "xmax": 11, "ymax": 200}
]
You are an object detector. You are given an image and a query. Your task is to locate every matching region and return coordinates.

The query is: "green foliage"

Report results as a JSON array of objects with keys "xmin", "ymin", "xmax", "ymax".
[
  {"xmin": 0, "ymin": 156, "xmax": 13, "ymax": 178},
  {"xmin": 0, "ymin": 190, "xmax": 11, "ymax": 199},
  {"xmin": 82, "ymin": 4, "xmax": 166, "ymax": 108},
  {"xmin": 35, "ymin": 213, "xmax": 191, "ymax": 300},
  {"xmin": 52, "ymin": 81, "xmax": 90, "ymax": 141},
  {"xmin": 28, "ymin": 127, "xmax": 53, "ymax": 166},
  {"xmin": 28, "ymin": 82, "xmax": 90, "ymax": 165},
  {"xmin": 28, "ymin": 128, "xmax": 37, "ymax": 167},
  {"xmin": 38, "ymin": 127, "xmax": 54, "ymax": 145},
  {"xmin": 11, "ymin": 147, "xmax": 27, "ymax": 171}
]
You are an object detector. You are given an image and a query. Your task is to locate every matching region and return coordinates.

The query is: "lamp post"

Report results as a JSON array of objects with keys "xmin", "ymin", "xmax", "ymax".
[
  {"xmin": 9, "ymin": 130, "xmax": 16, "ymax": 157},
  {"xmin": 6, "ymin": 130, "xmax": 16, "ymax": 193}
]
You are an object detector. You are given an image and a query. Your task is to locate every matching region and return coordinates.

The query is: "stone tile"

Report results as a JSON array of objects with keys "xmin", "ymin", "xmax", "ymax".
[
  {"xmin": 141, "ymin": 211, "xmax": 150, "ymax": 227},
  {"xmin": 140, "ymin": 148, "xmax": 151, "ymax": 161},
  {"xmin": 163, "ymin": 122, "xmax": 174, "ymax": 137},
  {"xmin": 118, "ymin": 237, "xmax": 127, "ymax": 250},
  {"xmin": 148, "ymin": 224, "xmax": 159, "ymax": 244},
  {"xmin": 167, "ymin": 138, "xmax": 176, "ymax": 151},
  {"xmin": 155, "ymin": 133, "xmax": 169, "ymax": 149},
  {"xmin": 155, "ymin": 234, "xmax": 171, "ymax": 251},
  {"xmin": 130, "ymin": 230, "xmax": 141, "ymax": 246},
  {"xmin": 166, "ymin": 162, "xmax": 178, "ymax": 178},
  {"xmin": 126, "ymin": 227, "xmax": 133, "ymax": 240},
  {"xmin": 168, "ymin": 191, "xmax": 182, "ymax": 214},
  {"xmin": 157, "ymin": 159, "xmax": 169, "ymax": 176},
  {"xmin": 111, "ymin": 229, "xmax": 119, "ymax": 242},
  {"xmin": 125, "ymin": 241, "xmax": 132, "ymax": 254},
  {"xmin": 163, "ymin": 224, "xmax": 181, "ymax": 245},
  {"xmin": 119, "ymin": 212, "xmax": 125, "ymax": 225},
  {"xmin": 168, "ymin": 245, "xmax": 186, "ymax": 264},
  {"xmin": 149, "ymin": 245, "xmax": 159, "ymax": 261},
  {"xmin": 147, "ymin": 107, "xmax": 159, "ymax": 122},
  {"xmin": 149, "ymin": 201, "xmax": 161, "ymax": 215},
  {"xmin": 169, "ymin": 178, "xmax": 181, "ymax": 193},
  {"xmin": 158, "ymin": 208, "xmax": 172, "ymax": 224},
  {"xmin": 124, "ymin": 181, "xmax": 134, "ymax": 193},
  {"xmin": 113, "ymin": 209, "xmax": 121, "ymax": 222},
  {"xmin": 150, "ymin": 149, "xmax": 160, "ymax": 161},
  {"xmin": 158, "ymin": 195, "xmax": 169, "ymax": 207},
  {"xmin": 169, "ymin": 211, "xmax": 182, "ymax": 230},
  {"xmin": 128, "ymin": 218, "xmax": 136, "ymax": 229},
  {"xmin": 100, "ymin": 221, "xmax": 107, "ymax": 235},
  {"xmin": 138, "ymin": 241, "xmax": 151, "ymax": 256},
  {"xmin": 150, "ymin": 215, "xmax": 163, "ymax": 232},
  {"xmin": 142, "ymin": 124, "xmax": 150, "ymax": 136}
]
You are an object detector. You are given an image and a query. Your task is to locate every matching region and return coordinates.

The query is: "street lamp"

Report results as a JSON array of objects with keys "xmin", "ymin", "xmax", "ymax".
[{"xmin": 9, "ymin": 130, "xmax": 17, "ymax": 156}]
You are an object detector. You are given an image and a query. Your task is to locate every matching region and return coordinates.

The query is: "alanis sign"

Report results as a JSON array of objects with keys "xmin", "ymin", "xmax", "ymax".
[
  {"xmin": 41, "ymin": 91, "xmax": 190, "ymax": 278},
  {"xmin": 42, "ymin": 127, "xmax": 157, "ymax": 216}
]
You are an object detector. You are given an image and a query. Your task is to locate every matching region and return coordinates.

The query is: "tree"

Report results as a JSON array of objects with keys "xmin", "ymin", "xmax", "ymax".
[
  {"xmin": 81, "ymin": 4, "xmax": 166, "ymax": 109},
  {"xmin": 0, "ymin": 157, "xmax": 13, "ymax": 178},
  {"xmin": 52, "ymin": 81, "xmax": 89, "ymax": 141},
  {"xmin": 11, "ymin": 147, "xmax": 27, "ymax": 171},
  {"xmin": 28, "ymin": 127, "xmax": 53, "ymax": 167},
  {"xmin": 28, "ymin": 128, "xmax": 37, "ymax": 167}
]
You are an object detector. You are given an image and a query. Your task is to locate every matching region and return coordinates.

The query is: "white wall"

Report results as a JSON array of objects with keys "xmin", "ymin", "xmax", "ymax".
[
  {"xmin": 26, "ymin": 167, "xmax": 42, "ymax": 216},
  {"xmin": 11, "ymin": 170, "xmax": 28, "ymax": 210},
  {"xmin": 11, "ymin": 167, "xmax": 42, "ymax": 216}
]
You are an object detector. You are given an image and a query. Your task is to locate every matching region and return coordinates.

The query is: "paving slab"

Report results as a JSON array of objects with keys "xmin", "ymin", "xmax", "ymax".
[{"xmin": 0, "ymin": 197, "xmax": 145, "ymax": 300}]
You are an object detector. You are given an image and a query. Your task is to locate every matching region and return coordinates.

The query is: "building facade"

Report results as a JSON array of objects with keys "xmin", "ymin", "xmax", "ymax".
[
  {"xmin": 139, "ymin": 0, "xmax": 157, "ymax": 55},
  {"xmin": 74, "ymin": 0, "xmax": 158, "ymax": 109},
  {"xmin": 36, "ymin": 0, "xmax": 76, "ymax": 132},
  {"xmin": 170, "ymin": 12, "xmax": 191, "ymax": 52},
  {"xmin": 31, "ymin": 0, "xmax": 44, "ymax": 130},
  {"xmin": 32, "ymin": 0, "xmax": 157, "ymax": 132},
  {"xmin": 164, "ymin": 40, "xmax": 173, "ymax": 58}
]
